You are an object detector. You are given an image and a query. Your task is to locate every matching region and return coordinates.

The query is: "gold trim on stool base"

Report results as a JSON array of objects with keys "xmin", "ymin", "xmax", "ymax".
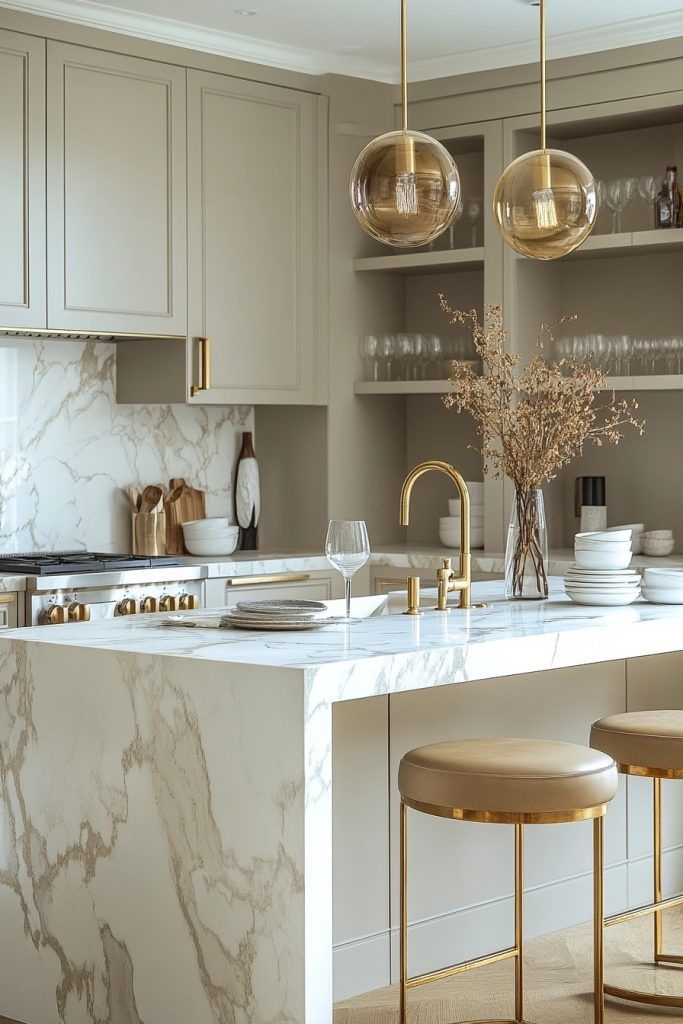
[
  {"xmin": 602, "ymin": 769, "xmax": 683, "ymax": 1009},
  {"xmin": 403, "ymin": 794, "xmax": 608, "ymax": 825},
  {"xmin": 399, "ymin": 798, "xmax": 607, "ymax": 1024}
]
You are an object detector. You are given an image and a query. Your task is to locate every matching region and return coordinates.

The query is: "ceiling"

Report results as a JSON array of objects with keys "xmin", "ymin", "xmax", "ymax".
[{"xmin": 5, "ymin": 0, "xmax": 683, "ymax": 82}]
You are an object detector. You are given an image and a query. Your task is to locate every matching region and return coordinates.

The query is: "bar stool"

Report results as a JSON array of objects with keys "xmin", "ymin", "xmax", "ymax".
[
  {"xmin": 591, "ymin": 710, "xmax": 683, "ymax": 1009},
  {"xmin": 398, "ymin": 737, "xmax": 618, "ymax": 1024}
]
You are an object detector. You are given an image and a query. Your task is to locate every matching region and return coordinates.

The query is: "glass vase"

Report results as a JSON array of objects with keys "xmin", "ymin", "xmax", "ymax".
[{"xmin": 505, "ymin": 487, "xmax": 549, "ymax": 600}]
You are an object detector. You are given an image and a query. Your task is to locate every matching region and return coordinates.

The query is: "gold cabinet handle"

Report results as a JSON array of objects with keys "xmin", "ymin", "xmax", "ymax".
[
  {"xmin": 190, "ymin": 337, "xmax": 211, "ymax": 397},
  {"xmin": 225, "ymin": 572, "xmax": 311, "ymax": 587}
]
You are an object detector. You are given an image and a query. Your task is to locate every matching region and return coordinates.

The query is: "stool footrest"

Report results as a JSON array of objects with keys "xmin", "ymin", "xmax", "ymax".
[
  {"xmin": 606, "ymin": 892, "xmax": 683, "ymax": 928},
  {"xmin": 406, "ymin": 945, "xmax": 518, "ymax": 990},
  {"xmin": 604, "ymin": 983, "xmax": 683, "ymax": 1008},
  {"xmin": 656, "ymin": 953, "xmax": 683, "ymax": 966}
]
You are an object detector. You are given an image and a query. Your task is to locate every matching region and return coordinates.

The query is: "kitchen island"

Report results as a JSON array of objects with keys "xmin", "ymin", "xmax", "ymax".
[{"xmin": 0, "ymin": 580, "xmax": 683, "ymax": 1023}]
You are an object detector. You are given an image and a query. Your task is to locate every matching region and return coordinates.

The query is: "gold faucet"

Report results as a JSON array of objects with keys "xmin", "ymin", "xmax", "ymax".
[{"xmin": 400, "ymin": 460, "xmax": 471, "ymax": 611}]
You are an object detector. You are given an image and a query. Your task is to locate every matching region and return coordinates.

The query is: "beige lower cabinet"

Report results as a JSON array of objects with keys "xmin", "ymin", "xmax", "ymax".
[
  {"xmin": 204, "ymin": 570, "xmax": 336, "ymax": 608},
  {"xmin": 0, "ymin": 30, "xmax": 45, "ymax": 328},
  {"xmin": 46, "ymin": 42, "xmax": 187, "ymax": 335},
  {"xmin": 185, "ymin": 70, "xmax": 326, "ymax": 405}
]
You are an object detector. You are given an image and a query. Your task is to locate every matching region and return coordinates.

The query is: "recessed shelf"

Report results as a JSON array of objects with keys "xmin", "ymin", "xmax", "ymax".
[
  {"xmin": 355, "ymin": 375, "xmax": 683, "ymax": 396},
  {"xmin": 515, "ymin": 229, "xmax": 683, "ymax": 263},
  {"xmin": 353, "ymin": 247, "xmax": 485, "ymax": 275},
  {"xmin": 355, "ymin": 380, "xmax": 454, "ymax": 395}
]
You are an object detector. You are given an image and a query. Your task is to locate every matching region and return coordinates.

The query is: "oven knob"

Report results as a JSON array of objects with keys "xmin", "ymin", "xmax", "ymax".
[
  {"xmin": 115, "ymin": 598, "xmax": 138, "ymax": 616},
  {"xmin": 159, "ymin": 594, "xmax": 178, "ymax": 612},
  {"xmin": 68, "ymin": 602, "xmax": 91, "ymax": 622},
  {"xmin": 140, "ymin": 596, "xmax": 158, "ymax": 614},
  {"xmin": 40, "ymin": 604, "xmax": 68, "ymax": 625},
  {"xmin": 178, "ymin": 593, "xmax": 198, "ymax": 611}
]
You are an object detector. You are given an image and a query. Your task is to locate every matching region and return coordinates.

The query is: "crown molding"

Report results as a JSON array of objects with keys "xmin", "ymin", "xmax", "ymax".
[
  {"xmin": 3, "ymin": 0, "xmax": 683, "ymax": 85},
  {"xmin": 409, "ymin": 11, "xmax": 683, "ymax": 83},
  {"xmin": 0, "ymin": 0, "xmax": 396, "ymax": 81}
]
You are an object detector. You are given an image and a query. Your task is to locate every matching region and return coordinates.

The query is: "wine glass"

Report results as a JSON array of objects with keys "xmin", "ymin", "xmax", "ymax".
[
  {"xmin": 448, "ymin": 201, "xmax": 464, "ymax": 249},
  {"xmin": 325, "ymin": 520, "xmax": 370, "ymax": 618},
  {"xmin": 605, "ymin": 178, "xmax": 635, "ymax": 233},
  {"xmin": 465, "ymin": 197, "xmax": 483, "ymax": 247},
  {"xmin": 360, "ymin": 335, "xmax": 379, "ymax": 382},
  {"xmin": 637, "ymin": 175, "xmax": 658, "ymax": 228}
]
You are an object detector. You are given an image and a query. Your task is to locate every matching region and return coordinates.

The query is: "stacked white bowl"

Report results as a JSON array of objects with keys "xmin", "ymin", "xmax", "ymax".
[
  {"xmin": 564, "ymin": 529, "xmax": 640, "ymax": 606},
  {"xmin": 642, "ymin": 567, "xmax": 683, "ymax": 604},
  {"xmin": 182, "ymin": 517, "xmax": 240, "ymax": 556},
  {"xmin": 439, "ymin": 481, "xmax": 484, "ymax": 549},
  {"xmin": 607, "ymin": 523, "xmax": 644, "ymax": 555}
]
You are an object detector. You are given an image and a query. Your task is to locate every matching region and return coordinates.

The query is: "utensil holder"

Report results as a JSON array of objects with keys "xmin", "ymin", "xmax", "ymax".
[{"xmin": 132, "ymin": 511, "xmax": 167, "ymax": 556}]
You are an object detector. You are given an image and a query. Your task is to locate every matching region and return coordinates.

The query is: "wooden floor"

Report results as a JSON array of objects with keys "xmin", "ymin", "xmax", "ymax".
[{"xmin": 334, "ymin": 911, "xmax": 683, "ymax": 1023}]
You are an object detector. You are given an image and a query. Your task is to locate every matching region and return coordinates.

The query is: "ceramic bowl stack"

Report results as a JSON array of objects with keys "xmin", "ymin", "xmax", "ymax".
[
  {"xmin": 641, "ymin": 530, "xmax": 675, "ymax": 557},
  {"xmin": 564, "ymin": 530, "xmax": 640, "ymax": 606},
  {"xmin": 439, "ymin": 482, "xmax": 485, "ymax": 549},
  {"xmin": 607, "ymin": 523, "xmax": 644, "ymax": 555},
  {"xmin": 642, "ymin": 568, "xmax": 683, "ymax": 604},
  {"xmin": 182, "ymin": 518, "xmax": 240, "ymax": 556}
]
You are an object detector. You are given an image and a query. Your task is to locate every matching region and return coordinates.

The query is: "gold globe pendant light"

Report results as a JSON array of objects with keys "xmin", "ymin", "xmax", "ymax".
[
  {"xmin": 349, "ymin": 0, "xmax": 461, "ymax": 248},
  {"xmin": 493, "ymin": 0, "xmax": 597, "ymax": 260}
]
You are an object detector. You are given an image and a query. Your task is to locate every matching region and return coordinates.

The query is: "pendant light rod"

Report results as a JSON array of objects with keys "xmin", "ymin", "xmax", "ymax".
[
  {"xmin": 540, "ymin": 0, "xmax": 547, "ymax": 150},
  {"xmin": 401, "ymin": 0, "xmax": 408, "ymax": 132}
]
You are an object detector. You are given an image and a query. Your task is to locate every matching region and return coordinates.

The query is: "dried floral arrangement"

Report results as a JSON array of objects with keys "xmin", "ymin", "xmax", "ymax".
[
  {"xmin": 440, "ymin": 299, "xmax": 644, "ymax": 489},
  {"xmin": 440, "ymin": 298, "xmax": 645, "ymax": 598}
]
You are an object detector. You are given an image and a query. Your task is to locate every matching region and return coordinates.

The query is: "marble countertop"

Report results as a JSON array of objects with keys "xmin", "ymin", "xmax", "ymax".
[{"xmin": 5, "ymin": 579, "xmax": 683, "ymax": 689}]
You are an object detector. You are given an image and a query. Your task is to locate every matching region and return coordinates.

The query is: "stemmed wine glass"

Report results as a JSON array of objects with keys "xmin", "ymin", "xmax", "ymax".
[
  {"xmin": 465, "ymin": 197, "xmax": 483, "ymax": 247},
  {"xmin": 605, "ymin": 178, "xmax": 636, "ymax": 233},
  {"xmin": 325, "ymin": 520, "xmax": 370, "ymax": 618},
  {"xmin": 637, "ymin": 175, "xmax": 658, "ymax": 229}
]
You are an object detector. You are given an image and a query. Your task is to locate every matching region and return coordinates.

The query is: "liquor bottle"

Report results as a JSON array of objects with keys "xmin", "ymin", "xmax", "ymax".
[
  {"xmin": 235, "ymin": 431, "xmax": 260, "ymax": 550},
  {"xmin": 655, "ymin": 166, "xmax": 682, "ymax": 228}
]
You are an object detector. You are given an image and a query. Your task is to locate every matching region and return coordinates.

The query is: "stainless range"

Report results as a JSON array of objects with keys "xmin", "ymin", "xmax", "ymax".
[{"xmin": 0, "ymin": 552, "xmax": 206, "ymax": 626}]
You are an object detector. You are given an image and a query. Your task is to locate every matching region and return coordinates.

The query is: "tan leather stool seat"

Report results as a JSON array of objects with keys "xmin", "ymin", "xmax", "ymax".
[
  {"xmin": 591, "ymin": 710, "xmax": 683, "ymax": 773},
  {"xmin": 399, "ymin": 737, "xmax": 618, "ymax": 817}
]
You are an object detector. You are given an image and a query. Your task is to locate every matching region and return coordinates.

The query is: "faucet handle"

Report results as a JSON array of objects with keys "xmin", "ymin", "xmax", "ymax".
[{"xmin": 440, "ymin": 557, "xmax": 452, "ymax": 572}]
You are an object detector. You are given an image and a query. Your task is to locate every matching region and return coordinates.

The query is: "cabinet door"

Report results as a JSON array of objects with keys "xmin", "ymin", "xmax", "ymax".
[
  {"xmin": 46, "ymin": 42, "xmax": 186, "ymax": 335},
  {"xmin": 0, "ymin": 30, "xmax": 45, "ymax": 328},
  {"xmin": 187, "ymin": 70, "xmax": 323, "ymax": 404},
  {"xmin": 223, "ymin": 576, "xmax": 332, "ymax": 606}
]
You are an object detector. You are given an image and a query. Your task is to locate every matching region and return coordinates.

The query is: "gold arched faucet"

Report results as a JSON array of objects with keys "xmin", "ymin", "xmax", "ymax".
[{"xmin": 400, "ymin": 460, "xmax": 472, "ymax": 611}]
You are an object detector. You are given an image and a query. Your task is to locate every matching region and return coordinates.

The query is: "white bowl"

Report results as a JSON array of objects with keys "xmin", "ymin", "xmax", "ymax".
[
  {"xmin": 440, "ymin": 526, "xmax": 484, "ymax": 550},
  {"xmin": 183, "ymin": 517, "xmax": 232, "ymax": 533},
  {"xmin": 643, "ymin": 568, "xmax": 683, "ymax": 588},
  {"xmin": 183, "ymin": 527, "xmax": 239, "ymax": 556},
  {"xmin": 643, "ymin": 529, "xmax": 673, "ymax": 539},
  {"xmin": 566, "ymin": 589, "xmax": 640, "ymax": 606},
  {"xmin": 574, "ymin": 548, "xmax": 632, "ymax": 571},
  {"xmin": 642, "ymin": 586, "xmax": 683, "ymax": 605},
  {"xmin": 607, "ymin": 524, "xmax": 643, "ymax": 553},
  {"xmin": 576, "ymin": 530, "xmax": 632, "ymax": 544},
  {"xmin": 574, "ymin": 542, "xmax": 632, "ymax": 557},
  {"xmin": 448, "ymin": 498, "xmax": 484, "ymax": 517},
  {"xmin": 642, "ymin": 537, "xmax": 675, "ymax": 557}
]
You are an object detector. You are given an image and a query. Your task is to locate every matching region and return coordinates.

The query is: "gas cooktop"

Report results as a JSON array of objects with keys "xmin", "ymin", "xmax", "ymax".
[{"xmin": 0, "ymin": 551, "xmax": 182, "ymax": 576}]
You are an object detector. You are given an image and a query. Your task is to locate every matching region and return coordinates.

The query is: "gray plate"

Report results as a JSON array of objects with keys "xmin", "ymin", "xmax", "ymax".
[{"xmin": 235, "ymin": 599, "xmax": 327, "ymax": 617}]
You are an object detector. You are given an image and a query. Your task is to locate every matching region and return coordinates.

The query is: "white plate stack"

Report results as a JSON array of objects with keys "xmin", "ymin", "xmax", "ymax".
[
  {"xmin": 222, "ymin": 598, "xmax": 340, "ymax": 631},
  {"xmin": 439, "ymin": 481, "xmax": 484, "ymax": 549},
  {"xmin": 642, "ymin": 568, "xmax": 683, "ymax": 604},
  {"xmin": 564, "ymin": 530, "xmax": 641, "ymax": 606}
]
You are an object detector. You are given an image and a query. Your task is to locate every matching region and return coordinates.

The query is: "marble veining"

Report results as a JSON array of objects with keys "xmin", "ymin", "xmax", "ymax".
[{"xmin": 0, "ymin": 339, "xmax": 253, "ymax": 553}]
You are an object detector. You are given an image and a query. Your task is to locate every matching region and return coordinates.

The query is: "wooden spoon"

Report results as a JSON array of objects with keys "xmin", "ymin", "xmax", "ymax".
[{"xmin": 140, "ymin": 484, "xmax": 163, "ymax": 514}]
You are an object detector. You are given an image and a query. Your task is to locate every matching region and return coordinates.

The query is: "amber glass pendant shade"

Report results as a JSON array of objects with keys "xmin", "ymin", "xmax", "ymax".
[
  {"xmin": 349, "ymin": 0, "xmax": 461, "ymax": 247},
  {"xmin": 350, "ymin": 129, "xmax": 461, "ymax": 248},
  {"xmin": 493, "ymin": 148, "xmax": 597, "ymax": 260},
  {"xmin": 493, "ymin": 0, "xmax": 597, "ymax": 260}
]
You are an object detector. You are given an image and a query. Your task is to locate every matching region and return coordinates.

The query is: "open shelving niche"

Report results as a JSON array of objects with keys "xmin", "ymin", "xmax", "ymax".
[
  {"xmin": 351, "ymin": 120, "xmax": 505, "ymax": 552},
  {"xmin": 505, "ymin": 93, "xmax": 683, "ymax": 555}
]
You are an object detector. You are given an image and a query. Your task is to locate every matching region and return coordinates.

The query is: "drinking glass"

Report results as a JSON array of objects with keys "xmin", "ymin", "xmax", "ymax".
[
  {"xmin": 394, "ymin": 333, "xmax": 413, "ymax": 380},
  {"xmin": 360, "ymin": 335, "xmax": 379, "ymax": 382},
  {"xmin": 425, "ymin": 334, "xmax": 442, "ymax": 378},
  {"xmin": 378, "ymin": 334, "xmax": 395, "ymax": 381},
  {"xmin": 637, "ymin": 175, "xmax": 659, "ymax": 228},
  {"xmin": 605, "ymin": 178, "xmax": 635, "ymax": 233},
  {"xmin": 448, "ymin": 202, "xmax": 464, "ymax": 250},
  {"xmin": 325, "ymin": 520, "xmax": 370, "ymax": 618},
  {"xmin": 465, "ymin": 197, "xmax": 483, "ymax": 247}
]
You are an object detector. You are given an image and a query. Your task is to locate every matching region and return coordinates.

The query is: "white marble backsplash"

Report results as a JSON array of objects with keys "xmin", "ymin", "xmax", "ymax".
[{"xmin": 0, "ymin": 339, "xmax": 253, "ymax": 552}]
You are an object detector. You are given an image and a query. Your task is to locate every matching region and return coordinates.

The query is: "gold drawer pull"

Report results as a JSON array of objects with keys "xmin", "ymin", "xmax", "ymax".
[
  {"xmin": 226, "ymin": 572, "xmax": 311, "ymax": 587},
  {"xmin": 190, "ymin": 337, "xmax": 211, "ymax": 397}
]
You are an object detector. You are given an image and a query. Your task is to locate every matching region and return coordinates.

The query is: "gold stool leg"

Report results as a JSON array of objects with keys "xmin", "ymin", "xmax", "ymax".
[
  {"xmin": 594, "ymin": 815, "xmax": 605, "ymax": 1024},
  {"xmin": 400, "ymin": 799, "xmax": 408, "ymax": 1024},
  {"xmin": 515, "ymin": 824, "xmax": 524, "ymax": 1022},
  {"xmin": 654, "ymin": 777, "xmax": 663, "ymax": 963}
]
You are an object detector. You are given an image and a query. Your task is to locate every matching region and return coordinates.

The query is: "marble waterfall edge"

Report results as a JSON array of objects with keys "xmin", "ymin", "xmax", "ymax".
[{"xmin": 0, "ymin": 338, "xmax": 253, "ymax": 551}]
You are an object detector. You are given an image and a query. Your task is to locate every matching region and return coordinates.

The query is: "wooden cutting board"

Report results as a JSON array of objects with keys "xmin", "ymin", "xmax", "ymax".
[{"xmin": 166, "ymin": 479, "xmax": 206, "ymax": 554}]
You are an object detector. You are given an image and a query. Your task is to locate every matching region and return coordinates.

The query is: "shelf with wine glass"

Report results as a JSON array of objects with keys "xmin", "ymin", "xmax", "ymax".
[
  {"xmin": 352, "ymin": 246, "xmax": 485, "ymax": 275},
  {"xmin": 513, "ymin": 228, "xmax": 683, "ymax": 262}
]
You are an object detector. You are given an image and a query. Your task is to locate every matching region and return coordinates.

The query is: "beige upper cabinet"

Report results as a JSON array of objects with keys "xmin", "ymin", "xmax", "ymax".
[
  {"xmin": 186, "ymin": 70, "xmax": 326, "ymax": 404},
  {"xmin": 46, "ymin": 42, "xmax": 186, "ymax": 335},
  {"xmin": 0, "ymin": 30, "xmax": 46, "ymax": 329}
]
